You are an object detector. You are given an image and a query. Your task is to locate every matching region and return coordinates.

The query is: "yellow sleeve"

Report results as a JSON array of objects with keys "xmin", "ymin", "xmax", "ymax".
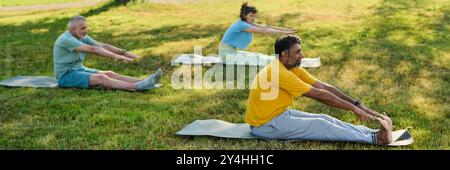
[
  {"xmin": 277, "ymin": 67, "xmax": 312, "ymax": 97},
  {"xmin": 291, "ymin": 67, "xmax": 318, "ymax": 85}
]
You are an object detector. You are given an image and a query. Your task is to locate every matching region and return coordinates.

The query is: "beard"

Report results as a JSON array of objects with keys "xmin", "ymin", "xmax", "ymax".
[{"xmin": 292, "ymin": 59, "xmax": 301, "ymax": 67}]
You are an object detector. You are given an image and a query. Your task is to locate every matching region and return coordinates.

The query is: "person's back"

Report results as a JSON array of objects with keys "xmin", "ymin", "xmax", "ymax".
[
  {"xmin": 245, "ymin": 59, "xmax": 317, "ymax": 127},
  {"xmin": 218, "ymin": 2, "xmax": 295, "ymax": 65},
  {"xmin": 221, "ymin": 19, "xmax": 253, "ymax": 50}
]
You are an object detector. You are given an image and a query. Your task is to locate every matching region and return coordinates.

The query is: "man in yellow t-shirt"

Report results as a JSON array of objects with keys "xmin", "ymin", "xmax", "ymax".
[{"xmin": 245, "ymin": 35, "xmax": 393, "ymax": 145}]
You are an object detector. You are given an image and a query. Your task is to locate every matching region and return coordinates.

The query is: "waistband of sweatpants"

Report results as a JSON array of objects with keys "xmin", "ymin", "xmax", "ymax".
[{"xmin": 249, "ymin": 110, "xmax": 290, "ymax": 130}]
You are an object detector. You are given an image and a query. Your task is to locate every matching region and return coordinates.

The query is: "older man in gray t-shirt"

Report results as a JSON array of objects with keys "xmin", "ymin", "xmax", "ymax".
[{"xmin": 53, "ymin": 15, "xmax": 161, "ymax": 90}]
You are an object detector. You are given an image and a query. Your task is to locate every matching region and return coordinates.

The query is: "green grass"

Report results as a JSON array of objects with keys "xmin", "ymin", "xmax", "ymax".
[
  {"xmin": 0, "ymin": 0, "xmax": 449, "ymax": 149},
  {"xmin": 0, "ymin": 0, "xmax": 84, "ymax": 7}
]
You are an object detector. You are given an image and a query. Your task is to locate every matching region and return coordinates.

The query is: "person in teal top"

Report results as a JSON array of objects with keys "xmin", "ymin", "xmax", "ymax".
[
  {"xmin": 221, "ymin": 19, "xmax": 253, "ymax": 50},
  {"xmin": 53, "ymin": 15, "xmax": 162, "ymax": 91},
  {"xmin": 219, "ymin": 2, "xmax": 297, "ymax": 65}
]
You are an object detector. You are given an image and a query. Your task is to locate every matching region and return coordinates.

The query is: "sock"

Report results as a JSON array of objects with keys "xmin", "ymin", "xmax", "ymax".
[{"xmin": 135, "ymin": 68, "xmax": 162, "ymax": 90}]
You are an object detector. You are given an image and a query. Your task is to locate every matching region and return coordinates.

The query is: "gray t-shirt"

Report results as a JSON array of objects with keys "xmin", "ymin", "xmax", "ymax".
[{"xmin": 53, "ymin": 31, "xmax": 96, "ymax": 79}]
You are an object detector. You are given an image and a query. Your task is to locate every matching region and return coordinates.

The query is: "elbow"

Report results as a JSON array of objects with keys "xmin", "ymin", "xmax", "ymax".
[
  {"xmin": 313, "ymin": 89, "xmax": 330, "ymax": 101},
  {"xmin": 303, "ymin": 88, "xmax": 327, "ymax": 100},
  {"xmin": 90, "ymin": 46, "xmax": 102, "ymax": 55}
]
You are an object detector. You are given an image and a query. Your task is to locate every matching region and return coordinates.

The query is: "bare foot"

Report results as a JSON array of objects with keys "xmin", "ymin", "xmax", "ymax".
[
  {"xmin": 376, "ymin": 114, "xmax": 393, "ymax": 145},
  {"xmin": 382, "ymin": 112, "xmax": 393, "ymax": 129}
]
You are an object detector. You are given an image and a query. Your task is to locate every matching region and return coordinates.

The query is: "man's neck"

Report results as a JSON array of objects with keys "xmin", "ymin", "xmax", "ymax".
[
  {"xmin": 68, "ymin": 30, "xmax": 81, "ymax": 39},
  {"xmin": 284, "ymin": 66, "xmax": 294, "ymax": 70},
  {"xmin": 280, "ymin": 61, "xmax": 293, "ymax": 70}
]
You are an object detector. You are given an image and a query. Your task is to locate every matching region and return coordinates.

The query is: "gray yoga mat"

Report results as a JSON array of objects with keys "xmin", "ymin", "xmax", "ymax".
[
  {"xmin": 172, "ymin": 54, "xmax": 321, "ymax": 67},
  {"xmin": 0, "ymin": 76, "xmax": 58, "ymax": 88},
  {"xmin": 0, "ymin": 76, "xmax": 162, "ymax": 89},
  {"xmin": 176, "ymin": 119, "xmax": 413, "ymax": 146}
]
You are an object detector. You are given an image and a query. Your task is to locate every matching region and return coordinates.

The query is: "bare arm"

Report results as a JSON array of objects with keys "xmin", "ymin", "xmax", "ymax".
[
  {"xmin": 75, "ymin": 44, "xmax": 132, "ymax": 62},
  {"xmin": 94, "ymin": 42, "xmax": 140, "ymax": 59},
  {"xmin": 312, "ymin": 81, "xmax": 383, "ymax": 117},
  {"xmin": 303, "ymin": 87, "xmax": 376, "ymax": 121},
  {"xmin": 313, "ymin": 81, "xmax": 355, "ymax": 104},
  {"xmin": 252, "ymin": 23, "xmax": 296, "ymax": 32},
  {"xmin": 94, "ymin": 42, "xmax": 125, "ymax": 55},
  {"xmin": 244, "ymin": 26, "xmax": 295, "ymax": 35}
]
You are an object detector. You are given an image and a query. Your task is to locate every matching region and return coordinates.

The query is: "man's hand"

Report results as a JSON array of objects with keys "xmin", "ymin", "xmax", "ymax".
[
  {"xmin": 352, "ymin": 107, "xmax": 376, "ymax": 122},
  {"xmin": 114, "ymin": 55, "xmax": 133, "ymax": 63},
  {"xmin": 120, "ymin": 57, "xmax": 133, "ymax": 63},
  {"xmin": 124, "ymin": 52, "xmax": 140, "ymax": 59},
  {"xmin": 359, "ymin": 104, "xmax": 384, "ymax": 117}
]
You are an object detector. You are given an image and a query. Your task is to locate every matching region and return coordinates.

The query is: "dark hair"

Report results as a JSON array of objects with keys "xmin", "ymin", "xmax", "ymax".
[
  {"xmin": 274, "ymin": 34, "xmax": 302, "ymax": 57},
  {"xmin": 240, "ymin": 2, "xmax": 257, "ymax": 21}
]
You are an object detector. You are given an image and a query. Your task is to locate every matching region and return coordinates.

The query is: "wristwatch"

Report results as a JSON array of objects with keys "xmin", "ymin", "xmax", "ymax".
[{"xmin": 354, "ymin": 99, "xmax": 361, "ymax": 106}]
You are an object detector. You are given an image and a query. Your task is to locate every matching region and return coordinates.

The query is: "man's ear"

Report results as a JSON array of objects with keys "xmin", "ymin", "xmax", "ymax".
[{"xmin": 279, "ymin": 51, "xmax": 286, "ymax": 60}]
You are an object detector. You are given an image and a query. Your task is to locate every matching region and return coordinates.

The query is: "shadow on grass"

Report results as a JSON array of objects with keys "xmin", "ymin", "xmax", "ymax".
[
  {"xmin": 165, "ymin": 0, "xmax": 449, "ymax": 149},
  {"xmin": 0, "ymin": 0, "xmax": 448, "ymax": 149},
  {"xmin": 0, "ymin": 0, "xmax": 227, "ymax": 78},
  {"xmin": 0, "ymin": 0, "xmax": 125, "ymax": 78},
  {"xmin": 323, "ymin": 0, "xmax": 449, "ymax": 146}
]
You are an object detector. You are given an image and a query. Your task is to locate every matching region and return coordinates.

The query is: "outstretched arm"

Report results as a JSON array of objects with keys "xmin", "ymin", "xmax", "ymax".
[
  {"xmin": 75, "ymin": 44, "xmax": 132, "ymax": 63},
  {"xmin": 303, "ymin": 87, "xmax": 376, "ymax": 121},
  {"xmin": 244, "ymin": 26, "xmax": 295, "ymax": 35},
  {"xmin": 94, "ymin": 42, "xmax": 140, "ymax": 59},
  {"xmin": 252, "ymin": 23, "xmax": 296, "ymax": 32},
  {"xmin": 312, "ymin": 81, "xmax": 383, "ymax": 117}
]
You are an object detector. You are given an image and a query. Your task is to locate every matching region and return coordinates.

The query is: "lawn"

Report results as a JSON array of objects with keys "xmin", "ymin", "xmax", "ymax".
[
  {"xmin": 0, "ymin": 0, "xmax": 448, "ymax": 149},
  {"xmin": 0, "ymin": 0, "xmax": 84, "ymax": 7}
]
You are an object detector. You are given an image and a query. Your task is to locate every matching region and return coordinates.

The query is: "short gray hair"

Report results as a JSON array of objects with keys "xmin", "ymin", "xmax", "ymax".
[{"xmin": 68, "ymin": 15, "xmax": 86, "ymax": 29}]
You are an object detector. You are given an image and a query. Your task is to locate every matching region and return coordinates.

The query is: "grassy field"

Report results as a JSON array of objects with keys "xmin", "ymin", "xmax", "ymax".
[
  {"xmin": 0, "ymin": 0, "xmax": 84, "ymax": 7},
  {"xmin": 0, "ymin": 0, "xmax": 448, "ymax": 149}
]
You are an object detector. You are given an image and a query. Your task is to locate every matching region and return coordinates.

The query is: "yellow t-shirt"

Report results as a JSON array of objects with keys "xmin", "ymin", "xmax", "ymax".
[{"xmin": 245, "ymin": 59, "xmax": 318, "ymax": 127}]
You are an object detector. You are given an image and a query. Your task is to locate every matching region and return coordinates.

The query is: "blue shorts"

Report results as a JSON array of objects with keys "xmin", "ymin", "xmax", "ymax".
[{"xmin": 58, "ymin": 67, "xmax": 99, "ymax": 88}]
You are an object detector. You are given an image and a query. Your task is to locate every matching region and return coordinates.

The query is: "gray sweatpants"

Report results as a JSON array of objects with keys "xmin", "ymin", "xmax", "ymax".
[{"xmin": 251, "ymin": 109, "xmax": 378, "ymax": 144}]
